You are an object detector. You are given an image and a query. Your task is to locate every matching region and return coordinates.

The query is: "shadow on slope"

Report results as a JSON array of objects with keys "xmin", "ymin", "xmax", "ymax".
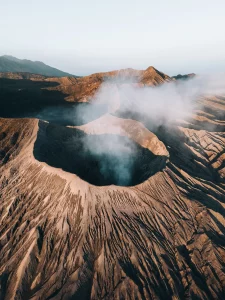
[
  {"xmin": 33, "ymin": 121, "xmax": 167, "ymax": 186},
  {"xmin": 0, "ymin": 78, "xmax": 108, "ymax": 125},
  {"xmin": 114, "ymin": 109, "xmax": 224, "ymax": 183}
]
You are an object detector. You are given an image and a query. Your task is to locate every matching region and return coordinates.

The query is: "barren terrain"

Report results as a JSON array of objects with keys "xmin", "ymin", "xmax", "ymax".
[{"xmin": 0, "ymin": 67, "xmax": 225, "ymax": 299}]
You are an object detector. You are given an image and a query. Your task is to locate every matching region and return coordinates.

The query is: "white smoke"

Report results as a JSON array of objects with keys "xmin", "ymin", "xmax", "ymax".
[
  {"xmin": 75, "ymin": 73, "xmax": 225, "ymax": 127},
  {"xmin": 81, "ymin": 134, "xmax": 135, "ymax": 185},
  {"xmin": 70, "ymin": 73, "xmax": 225, "ymax": 186}
]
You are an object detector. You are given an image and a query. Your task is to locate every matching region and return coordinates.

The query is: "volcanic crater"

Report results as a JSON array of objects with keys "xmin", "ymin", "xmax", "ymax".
[{"xmin": 33, "ymin": 121, "xmax": 168, "ymax": 186}]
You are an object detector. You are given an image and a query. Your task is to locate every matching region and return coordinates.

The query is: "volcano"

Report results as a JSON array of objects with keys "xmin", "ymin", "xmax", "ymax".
[{"xmin": 0, "ymin": 66, "xmax": 225, "ymax": 300}]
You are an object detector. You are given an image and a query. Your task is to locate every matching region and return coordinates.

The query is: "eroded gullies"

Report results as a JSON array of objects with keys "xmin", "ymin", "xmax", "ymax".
[{"xmin": 33, "ymin": 121, "xmax": 167, "ymax": 186}]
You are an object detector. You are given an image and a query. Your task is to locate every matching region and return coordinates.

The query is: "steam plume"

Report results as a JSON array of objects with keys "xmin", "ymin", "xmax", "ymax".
[{"xmin": 72, "ymin": 73, "xmax": 225, "ymax": 185}]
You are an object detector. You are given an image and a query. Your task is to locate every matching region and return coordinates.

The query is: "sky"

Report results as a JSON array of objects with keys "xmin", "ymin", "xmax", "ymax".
[{"xmin": 0, "ymin": 0, "xmax": 225, "ymax": 76}]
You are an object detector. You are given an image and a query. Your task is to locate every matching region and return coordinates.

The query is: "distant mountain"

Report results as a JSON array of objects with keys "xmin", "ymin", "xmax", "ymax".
[
  {"xmin": 172, "ymin": 73, "xmax": 196, "ymax": 80},
  {"xmin": 0, "ymin": 55, "xmax": 77, "ymax": 77}
]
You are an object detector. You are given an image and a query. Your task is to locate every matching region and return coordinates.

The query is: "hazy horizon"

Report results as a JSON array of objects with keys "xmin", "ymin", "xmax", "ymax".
[{"xmin": 1, "ymin": 0, "xmax": 225, "ymax": 76}]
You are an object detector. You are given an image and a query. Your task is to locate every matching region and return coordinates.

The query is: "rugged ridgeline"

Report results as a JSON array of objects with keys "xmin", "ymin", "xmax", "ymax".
[
  {"xmin": 0, "ymin": 66, "xmax": 171, "ymax": 103},
  {"xmin": 0, "ymin": 67, "xmax": 225, "ymax": 300}
]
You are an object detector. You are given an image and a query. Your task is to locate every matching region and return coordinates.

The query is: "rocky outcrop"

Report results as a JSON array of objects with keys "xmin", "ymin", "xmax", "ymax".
[
  {"xmin": 172, "ymin": 73, "xmax": 196, "ymax": 80},
  {"xmin": 141, "ymin": 66, "xmax": 171, "ymax": 86}
]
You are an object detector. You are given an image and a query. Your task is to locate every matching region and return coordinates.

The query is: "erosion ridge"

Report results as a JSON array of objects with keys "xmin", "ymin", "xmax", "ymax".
[{"xmin": 0, "ymin": 67, "xmax": 225, "ymax": 299}]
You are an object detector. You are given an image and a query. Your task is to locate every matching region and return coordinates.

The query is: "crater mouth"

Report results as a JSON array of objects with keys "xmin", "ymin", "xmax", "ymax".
[{"xmin": 34, "ymin": 121, "xmax": 168, "ymax": 186}]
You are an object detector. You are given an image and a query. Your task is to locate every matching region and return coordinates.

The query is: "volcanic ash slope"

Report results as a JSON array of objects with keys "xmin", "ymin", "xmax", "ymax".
[{"xmin": 1, "ymin": 71, "xmax": 225, "ymax": 299}]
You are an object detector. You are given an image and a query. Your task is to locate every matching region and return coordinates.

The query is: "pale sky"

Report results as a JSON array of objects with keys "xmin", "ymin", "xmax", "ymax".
[{"xmin": 0, "ymin": 0, "xmax": 225, "ymax": 76}]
